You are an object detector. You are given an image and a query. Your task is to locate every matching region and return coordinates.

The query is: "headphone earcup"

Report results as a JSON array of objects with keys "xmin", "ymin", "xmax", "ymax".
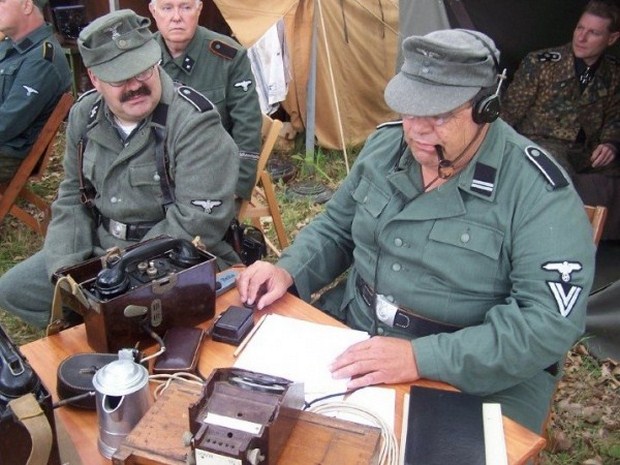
[{"xmin": 472, "ymin": 92, "xmax": 501, "ymax": 124}]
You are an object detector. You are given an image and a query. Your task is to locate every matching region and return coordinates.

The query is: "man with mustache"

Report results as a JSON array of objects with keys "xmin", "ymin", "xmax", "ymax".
[
  {"xmin": 149, "ymin": 0, "xmax": 261, "ymax": 203},
  {"xmin": 238, "ymin": 29, "xmax": 595, "ymax": 434},
  {"xmin": 0, "ymin": 10, "xmax": 239, "ymax": 329}
]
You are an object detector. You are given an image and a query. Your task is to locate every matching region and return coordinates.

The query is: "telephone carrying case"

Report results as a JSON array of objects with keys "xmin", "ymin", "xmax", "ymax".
[
  {"xmin": 1, "ymin": 323, "xmax": 61, "ymax": 465},
  {"xmin": 52, "ymin": 235, "xmax": 217, "ymax": 353}
]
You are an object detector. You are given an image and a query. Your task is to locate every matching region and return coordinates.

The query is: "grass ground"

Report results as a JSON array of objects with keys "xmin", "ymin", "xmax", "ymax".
[{"xmin": 0, "ymin": 129, "xmax": 618, "ymax": 464}]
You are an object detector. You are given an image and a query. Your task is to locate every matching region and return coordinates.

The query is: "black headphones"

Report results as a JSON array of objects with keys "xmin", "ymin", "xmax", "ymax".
[{"xmin": 462, "ymin": 31, "xmax": 507, "ymax": 124}]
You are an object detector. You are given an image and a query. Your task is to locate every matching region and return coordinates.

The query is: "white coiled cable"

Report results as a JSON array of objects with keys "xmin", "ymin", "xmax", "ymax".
[{"xmin": 307, "ymin": 401, "xmax": 399, "ymax": 465}]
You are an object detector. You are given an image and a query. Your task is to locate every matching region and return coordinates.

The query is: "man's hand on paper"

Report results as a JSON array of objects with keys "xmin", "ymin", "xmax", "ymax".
[
  {"xmin": 237, "ymin": 260, "xmax": 293, "ymax": 310},
  {"xmin": 329, "ymin": 336, "xmax": 420, "ymax": 390}
]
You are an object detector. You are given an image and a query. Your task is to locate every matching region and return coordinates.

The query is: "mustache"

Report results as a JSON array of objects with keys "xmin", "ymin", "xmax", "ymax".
[{"xmin": 120, "ymin": 85, "xmax": 151, "ymax": 102}]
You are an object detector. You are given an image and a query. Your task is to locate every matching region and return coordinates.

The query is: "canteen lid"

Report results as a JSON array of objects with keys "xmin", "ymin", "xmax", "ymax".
[{"xmin": 92, "ymin": 349, "xmax": 148, "ymax": 396}]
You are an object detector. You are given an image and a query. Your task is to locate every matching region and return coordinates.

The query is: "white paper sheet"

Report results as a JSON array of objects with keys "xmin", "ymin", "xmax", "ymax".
[{"xmin": 233, "ymin": 314, "xmax": 370, "ymax": 399}]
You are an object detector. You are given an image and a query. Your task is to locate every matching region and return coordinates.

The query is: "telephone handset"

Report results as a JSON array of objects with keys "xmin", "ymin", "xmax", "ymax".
[{"xmin": 94, "ymin": 236, "xmax": 203, "ymax": 299}]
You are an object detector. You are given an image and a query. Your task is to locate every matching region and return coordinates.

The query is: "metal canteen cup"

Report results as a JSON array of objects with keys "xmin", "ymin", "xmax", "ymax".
[{"xmin": 92, "ymin": 349, "xmax": 151, "ymax": 458}]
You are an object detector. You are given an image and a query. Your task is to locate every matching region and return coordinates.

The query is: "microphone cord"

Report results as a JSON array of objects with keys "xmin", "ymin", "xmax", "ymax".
[{"xmin": 424, "ymin": 123, "xmax": 486, "ymax": 191}]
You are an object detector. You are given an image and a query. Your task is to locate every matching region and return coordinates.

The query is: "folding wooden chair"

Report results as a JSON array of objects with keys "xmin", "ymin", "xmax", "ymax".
[
  {"xmin": 583, "ymin": 204, "xmax": 607, "ymax": 247},
  {"xmin": 0, "ymin": 92, "xmax": 74, "ymax": 235},
  {"xmin": 238, "ymin": 114, "xmax": 288, "ymax": 255}
]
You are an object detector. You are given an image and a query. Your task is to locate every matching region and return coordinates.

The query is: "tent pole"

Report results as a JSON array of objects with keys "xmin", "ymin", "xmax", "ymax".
[
  {"xmin": 109, "ymin": 0, "xmax": 119, "ymax": 12},
  {"xmin": 305, "ymin": 0, "xmax": 317, "ymax": 164}
]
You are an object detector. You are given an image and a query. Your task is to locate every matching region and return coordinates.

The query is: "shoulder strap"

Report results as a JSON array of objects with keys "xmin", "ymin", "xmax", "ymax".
[
  {"xmin": 8, "ymin": 394, "xmax": 53, "ymax": 465},
  {"xmin": 152, "ymin": 103, "xmax": 175, "ymax": 209}
]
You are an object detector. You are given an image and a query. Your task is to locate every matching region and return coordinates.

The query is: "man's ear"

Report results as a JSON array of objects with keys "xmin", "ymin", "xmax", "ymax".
[
  {"xmin": 608, "ymin": 31, "xmax": 620, "ymax": 47},
  {"xmin": 87, "ymin": 69, "xmax": 101, "ymax": 91}
]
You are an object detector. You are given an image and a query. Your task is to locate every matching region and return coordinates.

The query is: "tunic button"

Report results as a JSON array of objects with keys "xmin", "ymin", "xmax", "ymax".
[
  {"xmin": 154, "ymin": 173, "xmax": 161, "ymax": 181},
  {"xmin": 377, "ymin": 327, "xmax": 385, "ymax": 335},
  {"xmin": 460, "ymin": 232, "xmax": 470, "ymax": 243},
  {"xmin": 394, "ymin": 238, "xmax": 403, "ymax": 247},
  {"xmin": 392, "ymin": 263, "xmax": 402, "ymax": 272},
  {"xmin": 110, "ymin": 196, "xmax": 118, "ymax": 204},
  {"xmin": 363, "ymin": 195, "xmax": 368, "ymax": 203},
  {"xmin": 422, "ymin": 67, "xmax": 429, "ymax": 73}
]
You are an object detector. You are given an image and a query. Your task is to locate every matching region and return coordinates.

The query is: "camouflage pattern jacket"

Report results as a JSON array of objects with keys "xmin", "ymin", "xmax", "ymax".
[{"xmin": 502, "ymin": 43, "xmax": 620, "ymax": 176}]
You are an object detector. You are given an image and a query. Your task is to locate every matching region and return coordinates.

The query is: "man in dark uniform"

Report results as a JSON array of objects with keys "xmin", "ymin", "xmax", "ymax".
[
  {"xmin": 0, "ymin": 0, "xmax": 72, "ymax": 183},
  {"xmin": 238, "ymin": 29, "xmax": 595, "ymax": 434},
  {"xmin": 149, "ymin": 0, "xmax": 261, "ymax": 202},
  {"xmin": 503, "ymin": 0, "xmax": 620, "ymax": 240},
  {"xmin": 0, "ymin": 10, "xmax": 239, "ymax": 328}
]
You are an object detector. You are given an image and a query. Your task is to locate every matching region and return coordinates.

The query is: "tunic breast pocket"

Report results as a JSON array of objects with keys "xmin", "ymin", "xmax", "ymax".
[
  {"xmin": 129, "ymin": 163, "xmax": 163, "ymax": 199},
  {"xmin": 351, "ymin": 177, "xmax": 390, "ymax": 218},
  {"xmin": 0, "ymin": 64, "xmax": 18, "ymax": 96},
  {"xmin": 203, "ymin": 87, "xmax": 225, "ymax": 106},
  {"xmin": 423, "ymin": 219, "xmax": 505, "ymax": 293}
]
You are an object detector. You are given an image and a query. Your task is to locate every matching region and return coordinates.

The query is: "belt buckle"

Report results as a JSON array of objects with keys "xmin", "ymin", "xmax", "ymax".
[
  {"xmin": 375, "ymin": 294, "xmax": 398, "ymax": 327},
  {"xmin": 109, "ymin": 219, "xmax": 128, "ymax": 240}
]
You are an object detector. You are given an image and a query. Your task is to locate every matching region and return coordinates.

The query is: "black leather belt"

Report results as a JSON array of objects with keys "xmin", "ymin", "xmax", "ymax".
[
  {"xmin": 355, "ymin": 275, "xmax": 559, "ymax": 376},
  {"xmin": 100, "ymin": 216, "xmax": 156, "ymax": 241},
  {"xmin": 355, "ymin": 275, "xmax": 461, "ymax": 338}
]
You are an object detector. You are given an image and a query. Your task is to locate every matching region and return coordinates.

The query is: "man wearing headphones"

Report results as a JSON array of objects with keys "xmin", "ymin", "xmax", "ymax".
[{"xmin": 237, "ymin": 29, "xmax": 595, "ymax": 434}]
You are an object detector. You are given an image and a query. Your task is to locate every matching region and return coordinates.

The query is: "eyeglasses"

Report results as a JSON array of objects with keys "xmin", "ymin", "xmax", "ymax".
[
  {"xmin": 402, "ymin": 101, "xmax": 472, "ymax": 127},
  {"xmin": 155, "ymin": 3, "xmax": 200, "ymax": 17},
  {"xmin": 106, "ymin": 65, "xmax": 157, "ymax": 88}
]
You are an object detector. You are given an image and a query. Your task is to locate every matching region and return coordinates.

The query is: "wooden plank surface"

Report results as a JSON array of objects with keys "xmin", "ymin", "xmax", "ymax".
[{"xmin": 20, "ymin": 288, "xmax": 546, "ymax": 465}]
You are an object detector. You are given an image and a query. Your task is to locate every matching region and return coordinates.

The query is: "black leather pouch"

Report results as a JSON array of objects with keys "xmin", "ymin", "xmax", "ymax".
[
  {"xmin": 56, "ymin": 352, "xmax": 118, "ymax": 409},
  {"xmin": 153, "ymin": 327, "xmax": 204, "ymax": 375}
]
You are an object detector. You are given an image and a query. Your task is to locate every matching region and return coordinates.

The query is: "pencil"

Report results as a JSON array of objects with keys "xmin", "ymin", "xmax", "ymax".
[{"xmin": 233, "ymin": 314, "xmax": 268, "ymax": 358}]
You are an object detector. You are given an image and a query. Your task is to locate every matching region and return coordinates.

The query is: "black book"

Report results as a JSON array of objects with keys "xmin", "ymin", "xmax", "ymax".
[{"xmin": 404, "ymin": 386, "xmax": 486, "ymax": 465}]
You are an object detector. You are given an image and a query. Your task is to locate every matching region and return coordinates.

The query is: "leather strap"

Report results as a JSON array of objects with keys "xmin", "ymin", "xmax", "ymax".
[
  {"xmin": 151, "ymin": 103, "xmax": 175, "ymax": 210},
  {"xmin": 47, "ymin": 275, "xmax": 88, "ymax": 336},
  {"xmin": 8, "ymin": 394, "xmax": 53, "ymax": 465}
]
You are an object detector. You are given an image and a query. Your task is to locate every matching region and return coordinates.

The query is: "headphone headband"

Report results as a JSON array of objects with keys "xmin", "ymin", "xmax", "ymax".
[{"xmin": 459, "ymin": 30, "xmax": 506, "ymax": 124}]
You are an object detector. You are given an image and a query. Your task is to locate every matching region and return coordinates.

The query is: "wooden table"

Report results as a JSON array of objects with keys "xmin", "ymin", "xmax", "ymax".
[{"xmin": 20, "ymin": 287, "xmax": 546, "ymax": 465}]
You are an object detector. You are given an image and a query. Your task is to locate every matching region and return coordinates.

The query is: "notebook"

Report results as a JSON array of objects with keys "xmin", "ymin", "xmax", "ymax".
[{"xmin": 403, "ymin": 386, "xmax": 486, "ymax": 465}]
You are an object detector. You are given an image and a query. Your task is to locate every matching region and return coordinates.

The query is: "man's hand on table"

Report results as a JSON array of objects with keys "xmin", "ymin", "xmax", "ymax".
[
  {"xmin": 330, "ymin": 336, "xmax": 420, "ymax": 390},
  {"xmin": 237, "ymin": 260, "xmax": 293, "ymax": 310}
]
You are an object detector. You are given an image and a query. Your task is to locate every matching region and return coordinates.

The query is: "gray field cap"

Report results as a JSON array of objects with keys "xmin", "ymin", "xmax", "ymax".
[
  {"xmin": 384, "ymin": 29, "xmax": 499, "ymax": 117},
  {"xmin": 78, "ymin": 9, "xmax": 161, "ymax": 83}
]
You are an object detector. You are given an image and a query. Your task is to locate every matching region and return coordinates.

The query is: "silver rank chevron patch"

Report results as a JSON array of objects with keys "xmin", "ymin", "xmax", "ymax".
[{"xmin": 542, "ymin": 261, "xmax": 583, "ymax": 317}]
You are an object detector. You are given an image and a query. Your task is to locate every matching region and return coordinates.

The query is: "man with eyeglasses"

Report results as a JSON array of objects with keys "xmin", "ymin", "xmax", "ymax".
[
  {"xmin": 237, "ymin": 29, "xmax": 595, "ymax": 434},
  {"xmin": 0, "ymin": 10, "xmax": 240, "ymax": 329},
  {"xmin": 149, "ymin": 0, "xmax": 261, "ymax": 203}
]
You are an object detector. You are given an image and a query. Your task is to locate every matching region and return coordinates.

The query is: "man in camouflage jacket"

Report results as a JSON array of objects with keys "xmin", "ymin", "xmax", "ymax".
[
  {"xmin": 503, "ymin": 3, "xmax": 620, "ymax": 175},
  {"xmin": 503, "ymin": 0, "xmax": 620, "ymax": 239}
]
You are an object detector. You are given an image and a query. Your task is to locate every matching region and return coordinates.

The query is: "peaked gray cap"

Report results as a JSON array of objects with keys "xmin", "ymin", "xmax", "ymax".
[
  {"xmin": 78, "ymin": 9, "xmax": 161, "ymax": 83},
  {"xmin": 384, "ymin": 29, "xmax": 500, "ymax": 116}
]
